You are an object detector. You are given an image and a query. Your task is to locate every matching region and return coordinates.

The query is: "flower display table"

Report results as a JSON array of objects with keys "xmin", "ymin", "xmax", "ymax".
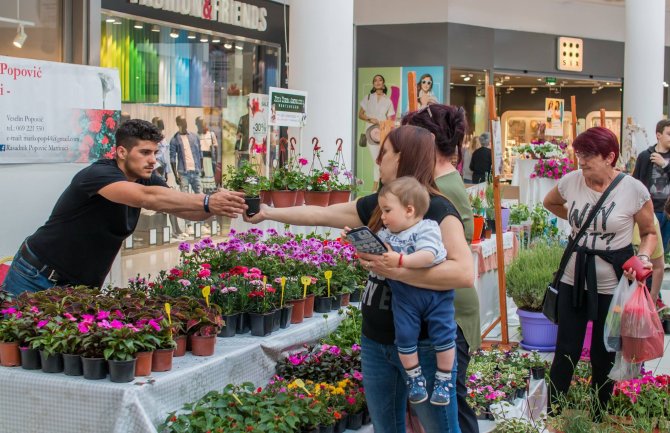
[
  {"xmin": 230, "ymin": 217, "xmax": 339, "ymax": 238},
  {"xmin": 0, "ymin": 310, "xmax": 348, "ymax": 433},
  {"xmin": 471, "ymin": 231, "xmax": 519, "ymax": 333}
]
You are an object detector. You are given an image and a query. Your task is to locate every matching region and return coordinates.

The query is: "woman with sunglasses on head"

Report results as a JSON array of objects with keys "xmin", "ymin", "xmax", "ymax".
[
  {"xmin": 403, "ymin": 104, "xmax": 480, "ymax": 433},
  {"xmin": 359, "ymin": 74, "xmax": 396, "ymax": 183},
  {"xmin": 245, "ymin": 125, "xmax": 471, "ymax": 433},
  {"xmin": 417, "ymin": 74, "xmax": 438, "ymax": 109}
]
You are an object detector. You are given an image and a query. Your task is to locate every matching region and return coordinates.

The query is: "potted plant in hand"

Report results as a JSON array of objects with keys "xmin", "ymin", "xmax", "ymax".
[
  {"xmin": 242, "ymin": 175, "xmax": 262, "ymax": 217},
  {"xmin": 506, "ymin": 241, "xmax": 562, "ymax": 351},
  {"xmin": 223, "ymin": 161, "xmax": 263, "ymax": 215},
  {"xmin": 101, "ymin": 324, "xmax": 142, "ymax": 382}
]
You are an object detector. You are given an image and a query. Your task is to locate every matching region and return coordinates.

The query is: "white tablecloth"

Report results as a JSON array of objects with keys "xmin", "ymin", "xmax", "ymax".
[
  {"xmin": 511, "ymin": 159, "xmax": 537, "ymax": 205},
  {"xmin": 0, "ymin": 310, "xmax": 347, "ymax": 433}
]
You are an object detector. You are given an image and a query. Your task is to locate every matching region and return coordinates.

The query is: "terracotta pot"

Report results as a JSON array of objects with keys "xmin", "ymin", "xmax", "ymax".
[
  {"xmin": 303, "ymin": 293, "xmax": 315, "ymax": 318},
  {"xmin": 340, "ymin": 293, "xmax": 350, "ymax": 307},
  {"xmin": 271, "ymin": 190, "xmax": 297, "ymax": 208},
  {"xmin": 287, "ymin": 298, "xmax": 305, "ymax": 324},
  {"xmin": 0, "ymin": 341, "xmax": 21, "ymax": 367},
  {"xmin": 173, "ymin": 335, "xmax": 187, "ymax": 357},
  {"xmin": 152, "ymin": 348, "xmax": 174, "ymax": 372},
  {"xmin": 260, "ymin": 190, "xmax": 272, "ymax": 206},
  {"xmin": 304, "ymin": 191, "xmax": 331, "ymax": 206},
  {"xmin": 328, "ymin": 190, "xmax": 351, "ymax": 205},
  {"xmin": 295, "ymin": 190, "xmax": 305, "ymax": 206},
  {"xmin": 135, "ymin": 351, "xmax": 153, "ymax": 376},
  {"xmin": 484, "ymin": 228, "xmax": 492, "ymax": 239},
  {"xmin": 190, "ymin": 335, "xmax": 217, "ymax": 356}
]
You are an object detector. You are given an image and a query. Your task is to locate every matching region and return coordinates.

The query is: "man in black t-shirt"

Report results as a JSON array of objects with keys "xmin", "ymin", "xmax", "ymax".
[
  {"xmin": 469, "ymin": 132, "xmax": 492, "ymax": 184},
  {"xmin": 633, "ymin": 119, "xmax": 670, "ymax": 251},
  {"xmin": 1, "ymin": 120, "xmax": 247, "ymax": 296}
]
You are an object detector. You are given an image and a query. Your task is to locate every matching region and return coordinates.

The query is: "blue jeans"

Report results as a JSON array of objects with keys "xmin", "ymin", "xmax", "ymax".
[
  {"xmin": 179, "ymin": 170, "xmax": 202, "ymax": 194},
  {"xmin": 361, "ymin": 335, "xmax": 460, "ymax": 433},
  {"xmin": 0, "ymin": 248, "xmax": 55, "ymax": 297},
  {"xmin": 654, "ymin": 211, "xmax": 670, "ymax": 252}
]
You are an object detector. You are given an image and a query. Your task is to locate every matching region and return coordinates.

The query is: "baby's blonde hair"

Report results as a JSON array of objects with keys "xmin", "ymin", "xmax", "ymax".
[{"xmin": 378, "ymin": 176, "xmax": 430, "ymax": 217}]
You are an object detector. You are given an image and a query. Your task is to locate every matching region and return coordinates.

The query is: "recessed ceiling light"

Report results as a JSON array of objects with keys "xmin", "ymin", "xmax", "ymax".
[
  {"xmin": 224, "ymin": 42, "xmax": 233, "ymax": 49},
  {"xmin": 169, "ymin": 29, "xmax": 179, "ymax": 38},
  {"xmin": 151, "ymin": 24, "xmax": 160, "ymax": 32},
  {"xmin": 200, "ymin": 35, "xmax": 209, "ymax": 42},
  {"xmin": 134, "ymin": 22, "xmax": 143, "ymax": 29},
  {"xmin": 187, "ymin": 32, "xmax": 196, "ymax": 39},
  {"xmin": 235, "ymin": 43, "xmax": 243, "ymax": 50},
  {"xmin": 495, "ymin": 82, "xmax": 502, "ymax": 87},
  {"xmin": 113, "ymin": 19, "xmax": 122, "ymax": 25},
  {"xmin": 504, "ymin": 76, "xmax": 510, "ymax": 80},
  {"xmin": 460, "ymin": 74, "xmax": 466, "ymax": 78},
  {"xmin": 105, "ymin": 17, "xmax": 115, "ymax": 23},
  {"xmin": 463, "ymin": 76, "xmax": 471, "ymax": 82},
  {"xmin": 212, "ymin": 37, "xmax": 221, "ymax": 43}
]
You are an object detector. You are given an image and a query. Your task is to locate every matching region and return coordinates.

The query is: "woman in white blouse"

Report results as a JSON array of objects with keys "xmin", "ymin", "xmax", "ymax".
[{"xmin": 359, "ymin": 74, "xmax": 395, "ymax": 182}]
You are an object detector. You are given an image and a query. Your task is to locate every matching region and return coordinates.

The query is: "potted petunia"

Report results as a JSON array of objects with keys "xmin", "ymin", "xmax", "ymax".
[{"xmin": 242, "ymin": 175, "xmax": 262, "ymax": 217}]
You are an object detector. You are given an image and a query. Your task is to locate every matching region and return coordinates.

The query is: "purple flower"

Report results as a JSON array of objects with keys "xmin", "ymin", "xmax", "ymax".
[
  {"xmin": 178, "ymin": 242, "xmax": 191, "ymax": 252},
  {"xmin": 109, "ymin": 320, "xmax": 124, "ymax": 329},
  {"xmin": 36, "ymin": 319, "xmax": 49, "ymax": 328}
]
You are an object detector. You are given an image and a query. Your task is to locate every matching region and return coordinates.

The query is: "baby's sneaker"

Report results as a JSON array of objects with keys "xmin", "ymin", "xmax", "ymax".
[
  {"xmin": 406, "ymin": 374, "xmax": 428, "ymax": 404},
  {"xmin": 430, "ymin": 373, "xmax": 452, "ymax": 406}
]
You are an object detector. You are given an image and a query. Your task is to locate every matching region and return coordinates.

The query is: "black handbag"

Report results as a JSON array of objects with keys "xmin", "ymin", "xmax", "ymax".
[{"xmin": 542, "ymin": 172, "xmax": 625, "ymax": 323}]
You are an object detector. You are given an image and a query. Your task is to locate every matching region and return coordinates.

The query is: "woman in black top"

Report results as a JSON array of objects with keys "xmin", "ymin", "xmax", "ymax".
[
  {"xmin": 246, "ymin": 125, "xmax": 472, "ymax": 433},
  {"xmin": 469, "ymin": 132, "xmax": 492, "ymax": 184}
]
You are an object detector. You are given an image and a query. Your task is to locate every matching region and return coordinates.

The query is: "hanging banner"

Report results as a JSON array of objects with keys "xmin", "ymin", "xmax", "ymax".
[
  {"xmin": 0, "ymin": 56, "xmax": 121, "ymax": 164},
  {"xmin": 268, "ymin": 87, "xmax": 307, "ymax": 127},
  {"xmin": 492, "ymin": 119, "xmax": 503, "ymax": 176},
  {"xmin": 545, "ymin": 97, "xmax": 564, "ymax": 136},
  {"xmin": 248, "ymin": 93, "xmax": 269, "ymax": 145}
]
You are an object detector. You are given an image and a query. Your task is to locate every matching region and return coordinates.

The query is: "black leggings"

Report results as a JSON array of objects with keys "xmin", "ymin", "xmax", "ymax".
[
  {"xmin": 456, "ymin": 326, "xmax": 479, "ymax": 433},
  {"xmin": 548, "ymin": 282, "xmax": 615, "ymax": 412}
]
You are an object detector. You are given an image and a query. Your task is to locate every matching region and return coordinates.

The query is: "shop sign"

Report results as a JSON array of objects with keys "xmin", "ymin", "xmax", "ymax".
[
  {"xmin": 557, "ymin": 37, "xmax": 583, "ymax": 72},
  {"xmin": 128, "ymin": 0, "xmax": 268, "ymax": 31},
  {"xmin": 0, "ymin": 55, "xmax": 122, "ymax": 164},
  {"xmin": 268, "ymin": 87, "xmax": 307, "ymax": 128}
]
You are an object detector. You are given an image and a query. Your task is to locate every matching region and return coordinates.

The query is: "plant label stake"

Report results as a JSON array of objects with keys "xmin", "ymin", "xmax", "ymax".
[
  {"xmin": 301, "ymin": 276, "xmax": 311, "ymax": 299},
  {"xmin": 202, "ymin": 286, "xmax": 211, "ymax": 308},
  {"xmin": 324, "ymin": 270, "xmax": 333, "ymax": 297},
  {"xmin": 165, "ymin": 303, "xmax": 172, "ymax": 338},
  {"xmin": 263, "ymin": 275, "xmax": 267, "ymax": 290},
  {"xmin": 280, "ymin": 276, "xmax": 287, "ymax": 307}
]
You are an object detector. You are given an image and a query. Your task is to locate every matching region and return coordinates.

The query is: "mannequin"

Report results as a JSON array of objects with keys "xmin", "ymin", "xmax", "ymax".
[
  {"xmin": 196, "ymin": 116, "xmax": 218, "ymax": 179},
  {"xmin": 169, "ymin": 115, "xmax": 203, "ymax": 193}
]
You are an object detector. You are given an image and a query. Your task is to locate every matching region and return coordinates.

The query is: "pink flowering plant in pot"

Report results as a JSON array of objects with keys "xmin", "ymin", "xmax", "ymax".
[
  {"xmin": 0, "ymin": 306, "xmax": 23, "ymax": 343},
  {"xmin": 276, "ymin": 343, "xmax": 362, "ymax": 383},
  {"xmin": 530, "ymin": 157, "xmax": 575, "ymax": 180}
]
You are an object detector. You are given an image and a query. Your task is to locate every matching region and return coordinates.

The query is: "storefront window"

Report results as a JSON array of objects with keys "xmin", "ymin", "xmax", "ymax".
[
  {"xmin": 0, "ymin": 0, "xmax": 63, "ymax": 61},
  {"xmin": 100, "ymin": 13, "xmax": 280, "ymax": 250}
]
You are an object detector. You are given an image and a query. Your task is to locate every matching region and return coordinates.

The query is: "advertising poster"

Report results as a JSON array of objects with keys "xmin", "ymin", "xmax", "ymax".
[
  {"xmin": 401, "ymin": 66, "xmax": 444, "ymax": 114},
  {"xmin": 268, "ymin": 87, "xmax": 307, "ymax": 127},
  {"xmin": 545, "ymin": 97, "xmax": 564, "ymax": 136},
  {"xmin": 0, "ymin": 56, "xmax": 121, "ymax": 164},
  {"xmin": 492, "ymin": 119, "xmax": 503, "ymax": 176},
  {"xmin": 248, "ymin": 93, "xmax": 269, "ymax": 146}
]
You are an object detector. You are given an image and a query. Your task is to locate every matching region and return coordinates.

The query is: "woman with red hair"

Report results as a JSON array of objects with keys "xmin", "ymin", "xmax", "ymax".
[{"xmin": 543, "ymin": 127, "xmax": 656, "ymax": 414}]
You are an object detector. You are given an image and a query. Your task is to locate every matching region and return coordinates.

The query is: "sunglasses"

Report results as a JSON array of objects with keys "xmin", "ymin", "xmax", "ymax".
[{"xmin": 421, "ymin": 80, "xmax": 432, "ymax": 85}]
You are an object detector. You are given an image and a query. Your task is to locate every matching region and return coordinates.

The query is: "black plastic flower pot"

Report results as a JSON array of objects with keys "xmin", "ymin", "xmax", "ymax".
[
  {"xmin": 236, "ymin": 312, "xmax": 250, "ymax": 334},
  {"xmin": 349, "ymin": 288, "xmax": 361, "ymax": 303},
  {"xmin": 663, "ymin": 319, "xmax": 670, "ymax": 335},
  {"xmin": 82, "ymin": 356, "xmax": 108, "ymax": 380},
  {"xmin": 280, "ymin": 304, "xmax": 293, "ymax": 329},
  {"xmin": 249, "ymin": 312, "xmax": 272, "ymax": 337},
  {"xmin": 40, "ymin": 351, "xmax": 63, "ymax": 373},
  {"xmin": 347, "ymin": 411, "xmax": 363, "ymax": 430},
  {"xmin": 531, "ymin": 366, "xmax": 546, "ymax": 380},
  {"xmin": 245, "ymin": 196, "xmax": 261, "ymax": 217},
  {"xmin": 272, "ymin": 308, "xmax": 281, "ymax": 332},
  {"xmin": 515, "ymin": 387, "xmax": 526, "ymax": 399},
  {"xmin": 319, "ymin": 424, "xmax": 334, "ymax": 433},
  {"xmin": 218, "ymin": 313, "xmax": 239, "ymax": 338},
  {"xmin": 301, "ymin": 426, "xmax": 318, "ymax": 433},
  {"xmin": 108, "ymin": 358, "xmax": 137, "ymax": 383},
  {"xmin": 63, "ymin": 353, "xmax": 83, "ymax": 376},
  {"xmin": 20, "ymin": 347, "xmax": 41, "ymax": 370},
  {"xmin": 362, "ymin": 406, "xmax": 371, "ymax": 425},
  {"xmin": 334, "ymin": 414, "xmax": 348, "ymax": 433},
  {"xmin": 314, "ymin": 296, "xmax": 332, "ymax": 313},
  {"xmin": 331, "ymin": 293, "xmax": 343, "ymax": 310}
]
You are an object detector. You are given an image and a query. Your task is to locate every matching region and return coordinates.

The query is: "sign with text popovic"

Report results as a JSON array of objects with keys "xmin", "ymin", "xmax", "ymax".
[
  {"xmin": 248, "ymin": 93, "xmax": 269, "ymax": 145},
  {"xmin": 0, "ymin": 56, "xmax": 122, "ymax": 164},
  {"xmin": 268, "ymin": 87, "xmax": 307, "ymax": 127}
]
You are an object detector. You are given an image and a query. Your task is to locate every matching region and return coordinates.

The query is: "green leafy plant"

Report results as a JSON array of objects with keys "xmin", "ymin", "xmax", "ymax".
[
  {"xmin": 223, "ymin": 160, "xmax": 260, "ymax": 192},
  {"xmin": 321, "ymin": 306, "xmax": 362, "ymax": 348},
  {"xmin": 101, "ymin": 326, "xmax": 143, "ymax": 361},
  {"xmin": 27, "ymin": 317, "xmax": 68, "ymax": 357},
  {"xmin": 506, "ymin": 241, "xmax": 563, "ymax": 311},
  {"xmin": 509, "ymin": 203, "xmax": 530, "ymax": 225},
  {"xmin": 241, "ymin": 175, "xmax": 262, "ymax": 198},
  {"xmin": 492, "ymin": 417, "xmax": 543, "ymax": 433},
  {"xmin": 0, "ymin": 307, "xmax": 22, "ymax": 343},
  {"xmin": 530, "ymin": 203, "xmax": 558, "ymax": 239}
]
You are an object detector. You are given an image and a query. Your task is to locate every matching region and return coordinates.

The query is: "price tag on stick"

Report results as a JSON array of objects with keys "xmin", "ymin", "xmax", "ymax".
[
  {"xmin": 202, "ymin": 286, "xmax": 211, "ymax": 308},
  {"xmin": 301, "ymin": 276, "xmax": 311, "ymax": 299},
  {"xmin": 280, "ymin": 277, "xmax": 286, "ymax": 307},
  {"xmin": 164, "ymin": 303, "xmax": 172, "ymax": 325},
  {"xmin": 324, "ymin": 270, "xmax": 332, "ymax": 297}
]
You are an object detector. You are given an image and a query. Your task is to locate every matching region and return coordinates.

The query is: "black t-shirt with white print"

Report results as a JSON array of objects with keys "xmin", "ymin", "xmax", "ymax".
[{"xmin": 355, "ymin": 193, "xmax": 462, "ymax": 345}]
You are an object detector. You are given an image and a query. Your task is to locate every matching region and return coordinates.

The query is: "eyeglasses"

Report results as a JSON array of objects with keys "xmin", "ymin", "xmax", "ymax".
[{"xmin": 421, "ymin": 80, "xmax": 432, "ymax": 85}]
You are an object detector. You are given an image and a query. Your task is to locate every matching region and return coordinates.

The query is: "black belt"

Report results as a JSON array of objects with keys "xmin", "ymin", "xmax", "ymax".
[
  {"xmin": 202, "ymin": 151, "xmax": 212, "ymax": 157},
  {"xmin": 20, "ymin": 243, "xmax": 65, "ymax": 283}
]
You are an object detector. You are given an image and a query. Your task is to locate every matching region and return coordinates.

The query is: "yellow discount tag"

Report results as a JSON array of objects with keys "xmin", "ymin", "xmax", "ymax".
[
  {"xmin": 202, "ymin": 286, "xmax": 211, "ymax": 308},
  {"xmin": 164, "ymin": 303, "xmax": 172, "ymax": 325},
  {"xmin": 324, "ymin": 270, "xmax": 333, "ymax": 297},
  {"xmin": 280, "ymin": 277, "xmax": 287, "ymax": 307},
  {"xmin": 301, "ymin": 276, "xmax": 311, "ymax": 299}
]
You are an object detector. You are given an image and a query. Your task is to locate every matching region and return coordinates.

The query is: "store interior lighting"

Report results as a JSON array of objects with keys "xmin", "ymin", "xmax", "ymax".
[
  {"xmin": 187, "ymin": 32, "xmax": 196, "ymax": 39},
  {"xmin": 13, "ymin": 24, "xmax": 26, "ymax": 48},
  {"xmin": 151, "ymin": 24, "xmax": 160, "ymax": 33},
  {"xmin": 169, "ymin": 29, "xmax": 179, "ymax": 38},
  {"xmin": 134, "ymin": 22, "xmax": 143, "ymax": 29},
  {"xmin": 664, "ymin": 82, "xmax": 669, "ymax": 88},
  {"xmin": 212, "ymin": 37, "xmax": 221, "ymax": 43},
  {"xmin": 235, "ymin": 43, "xmax": 243, "ymax": 50},
  {"xmin": 113, "ymin": 19, "xmax": 121, "ymax": 25},
  {"xmin": 200, "ymin": 35, "xmax": 209, "ymax": 43},
  {"xmin": 223, "ymin": 42, "xmax": 233, "ymax": 49},
  {"xmin": 105, "ymin": 17, "xmax": 115, "ymax": 23}
]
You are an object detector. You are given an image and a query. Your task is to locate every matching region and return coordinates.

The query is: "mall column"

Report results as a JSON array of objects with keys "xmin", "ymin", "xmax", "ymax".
[
  {"xmin": 288, "ymin": 0, "xmax": 354, "ymax": 165},
  {"xmin": 623, "ymin": 0, "xmax": 665, "ymax": 150}
]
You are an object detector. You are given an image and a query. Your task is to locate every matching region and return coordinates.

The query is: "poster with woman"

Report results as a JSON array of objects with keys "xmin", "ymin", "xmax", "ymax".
[
  {"xmin": 545, "ymin": 98, "xmax": 565, "ymax": 136},
  {"xmin": 400, "ymin": 66, "xmax": 444, "ymax": 114},
  {"xmin": 356, "ymin": 67, "xmax": 401, "ymax": 195}
]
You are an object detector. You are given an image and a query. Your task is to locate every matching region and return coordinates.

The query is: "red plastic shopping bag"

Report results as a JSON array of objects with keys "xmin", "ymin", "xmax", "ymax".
[{"xmin": 620, "ymin": 282, "xmax": 665, "ymax": 363}]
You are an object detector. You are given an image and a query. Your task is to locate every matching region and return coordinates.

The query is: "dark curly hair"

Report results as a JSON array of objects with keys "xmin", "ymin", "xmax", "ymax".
[
  {"xmin": 115, "ymin": 119, "xmax": 164, "ymax": 151},
  {"xmin": 401, "ymin": 104, "xmax": 468, "ymax": 164}
]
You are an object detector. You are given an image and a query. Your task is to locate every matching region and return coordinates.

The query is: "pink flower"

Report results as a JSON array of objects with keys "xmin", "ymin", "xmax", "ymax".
[
  {"xmin": 81, "ymin": 314, "xmax": 95, "ymax": 323},
  {"xmin": 29, "ymin": 306, "xmax": 40, "ymax": 314},
  {"xmin": 148, "ymin": 319, "xmax": 161, "ymax": 332},
  {"xmin": 298, "ymin": 158, "xmax": 308, "ymax": 166},
  {"xmin": 114, "ymin": 310, "xmax": 125, "ymax": 319},
  {"xmin": 78, "ymin": 323, "xmax": 90, "ymax": 333},
  {"xmin": 37, "ymin": 320, "xmax": 49, "ymax": 328},
  {"xmin": 0, "ymin": 307, "xmax": 17, "ymax": 315},
  {"xmin": 201, "ymin": 263, "xmax": 212, "ymax": 269},
  {"xmin": 197, "ymin": 269, "xmax": 211, "ymax": 278},
  {"xmin": 98, "ymin": 320, "xmax": 111, "ymax": 329},
  {"xmin": 109, "ymin": 320, "xmax": 124, "ymax": 329},
  {"xmin": 178, "ymin": 279, "xmax": 191, "ymax": 287},
  {"xmin": 64, "ymin": 312, "xmax": 77, "ymax": 321},
  {"xmin": 96, "ymin": 311, "xmax": 110, "ymax": 320},
  {"xmin": 353, "ymin": 371, "xmax": 363, "ymax": 381}
]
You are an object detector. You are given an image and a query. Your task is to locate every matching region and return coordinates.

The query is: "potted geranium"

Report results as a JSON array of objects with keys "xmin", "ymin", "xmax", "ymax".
[
  {"xmin": 326, "ymin": 140, "xmax": 359, "ymax": 205},
  {"xmin": 506, "ymin": 241, "xmax": 563, "ymax": 351},
  {"xmin": 304, "ymin": 138, "xmax": 331, "ymax": 206}
]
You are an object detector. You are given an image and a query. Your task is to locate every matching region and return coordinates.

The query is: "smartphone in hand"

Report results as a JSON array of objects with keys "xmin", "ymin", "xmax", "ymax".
[{"xmin": 345, "ymin": 226, "xmax": 387, "ymax": 255}]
